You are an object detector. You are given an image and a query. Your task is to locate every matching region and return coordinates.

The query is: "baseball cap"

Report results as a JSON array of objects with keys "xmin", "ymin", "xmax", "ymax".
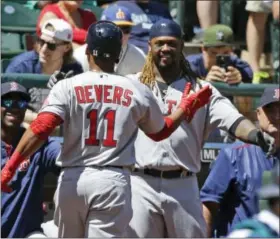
[
  {"xmin": 149, "ymin": 19, "xmax": 183, "ymax": 40},
  {"xmin": 203, "ymin": 24, "xmax": 234, "ymax": 47},
  {"xmin": 41, "ymin": 19, "xmax": 73, "ymax": 42},
  {"xmin": 258, "ymin": 162, "xmax": 280, "ymax": 199},
  {"xmin": 101, "ymin": 4, "xmax": 134, "ymax": 26},
  {"xmin": 258, "ymin": 86, "xmax": 280, "ymax": 108},
  {"xmin": 1, "ymin": 82, "xmax": 31, "ymax": 101}
]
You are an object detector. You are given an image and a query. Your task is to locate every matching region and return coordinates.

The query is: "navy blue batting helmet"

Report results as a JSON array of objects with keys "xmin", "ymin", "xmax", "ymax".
[{"xmin": 86, "ymin": 20, "xmax": 123, "ymax": 60}]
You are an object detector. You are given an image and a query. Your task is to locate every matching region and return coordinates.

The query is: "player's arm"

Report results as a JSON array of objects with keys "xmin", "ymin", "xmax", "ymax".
[
  {"xmin": 143, "ymin": 83, "xmax": 212, "ymax": 141},
  {"xmin": 229, "ymin": 117, "xmax": 275, "ymax": 155}
]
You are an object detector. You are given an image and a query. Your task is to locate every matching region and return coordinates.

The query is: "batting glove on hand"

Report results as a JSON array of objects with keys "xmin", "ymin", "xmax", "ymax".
[
  {"xmin": 1, "ymin": 165, "xmax": 14, "ymax": 193},
  {"xmin": 47, "ymin": 70, "xmax": 74, "ymax": 89},
  {"xmin": 179, "ymin": 83, "xmax": 212, "ymax": 122},
  {"xmin": 256, "ymin": 131, "xmax": 276, "ymax": 156}
]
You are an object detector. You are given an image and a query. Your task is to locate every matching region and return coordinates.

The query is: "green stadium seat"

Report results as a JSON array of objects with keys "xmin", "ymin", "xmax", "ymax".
[
  {"xmin": 1, "ymin": 59, "xmax": 11, "ymax": 73},
  {"xmin": 1, "ymin": 32, "xmax": 24, "ymax": 58},
  {"xmin": 1, "ymin": 1, "xmax": 40, "ymax": 32}
]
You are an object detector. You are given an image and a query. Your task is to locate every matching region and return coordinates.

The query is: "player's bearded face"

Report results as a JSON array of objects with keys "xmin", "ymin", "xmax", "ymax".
[
  {"xmin": 257, "ymin": 102, "xmax": 280, "ymax": 147},
  {"xmin": 150, "ymin": 36, "xmax": 182, "ymax": 69}
]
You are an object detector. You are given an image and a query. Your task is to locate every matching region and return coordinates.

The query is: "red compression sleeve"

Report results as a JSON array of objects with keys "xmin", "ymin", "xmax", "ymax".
[
  {"xmin": 5, "ymin": 151, "xmax": 26, "ymax": 172},
  {"xmin": 30, "ymin": 112, "xmax": 63, "ymax": 140},
  {"xmin": 146, "ymin": 117, "xmax": 175, "ymax": 142}
]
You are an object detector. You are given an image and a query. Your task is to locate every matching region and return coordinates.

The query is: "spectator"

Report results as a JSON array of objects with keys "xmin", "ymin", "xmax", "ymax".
[
  {"xmin": 1, "ymin": 82, "xmax": 61, "ymax": 238},
  {"xmin": 74, "ymin": 4, "xmax": 146, "ymax": 75},
  {"xmin": 5, "ymin": 19, "xmax": 83, "ymax": 112},
  {"xmin": 37, "ymin": 0, "xmax": 97, "ymax": 48},
  {"xmin": 200, "ymin": 86, "xmax": 280, "ymax": 237},
  {"xmin": 25, "ymin": 0, "xmax": 59, "ymax": 10},
  {"xmin": 228, "ymin": 162, "xmax": 280, "ymax": 238},
  {"xmin": 245, "ymin": 1, "xmax": 272, "ymax": 83},
  {"xmin": 116, "ymin": 0, "xmax": 172, "ymax": 54},
  {"xmin": 187, "ymin": 24, "xmax": 253, "ymax": 84}
]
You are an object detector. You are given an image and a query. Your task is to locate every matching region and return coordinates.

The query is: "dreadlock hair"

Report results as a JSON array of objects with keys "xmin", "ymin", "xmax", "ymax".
[{"xmin": 140, "ymin": 52, "xmax": 199, "ymax": 88}]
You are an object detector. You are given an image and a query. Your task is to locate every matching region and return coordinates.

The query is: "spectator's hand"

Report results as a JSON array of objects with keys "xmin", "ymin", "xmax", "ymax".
[
  {"xmin": 47, "ymin": 70, "xmax": 74, "ymax": 89},
  {"xmin": 205, "ymin": 66, "xmax": 226, "ymax": 82},
  {"xmin": 28, "ymin": 88, "xmax": 40, "ymax": 103},
  {"xmin": 225, "ymin": 66, "xmax": 242, "ymax": 85}
]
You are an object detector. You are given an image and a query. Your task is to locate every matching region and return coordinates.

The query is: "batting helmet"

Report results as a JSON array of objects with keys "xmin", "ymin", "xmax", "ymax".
[{"xmin": 86, "ymin": 20, "xmax": 123, "ymax": 60}]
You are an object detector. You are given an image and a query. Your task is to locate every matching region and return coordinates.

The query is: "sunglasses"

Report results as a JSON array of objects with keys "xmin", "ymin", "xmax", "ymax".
[
  {"xmin": 119, "ymin": 26, "xmax": 132, "ymax": 34},
  {"xmin": 38, "ymin": 38, "xmax": 68, "ymax": 51},
  {"xmin": 1, "ymin": 99, "xmax": 28, "ymax": 109}
]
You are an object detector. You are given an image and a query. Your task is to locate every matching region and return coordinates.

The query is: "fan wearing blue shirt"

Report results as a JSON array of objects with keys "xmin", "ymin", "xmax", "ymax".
[
  {"xmin": 116, "ymin": 0, "xmax": 172, "ymax": 54},
  {"xmin": 200, "ymin": 85, "xmax": 280, "ymax": 238},
  {"xmin": 5, "ymin": 19, "xmax": 83, "ymax": 113},
  {"xmin": 1, "ymin": 82, "xmax": 61, "ymax": 238},
  {"xmin": 187, "ymin": 24, "xmax": 253, "ymax": 84}
]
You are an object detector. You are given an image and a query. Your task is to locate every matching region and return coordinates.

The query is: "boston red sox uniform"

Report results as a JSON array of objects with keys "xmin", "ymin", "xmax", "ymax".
[
  {"xmin": 126, "ymin": 74, "xmax": 244, "ymax": 237},
  {"xmin": 39, "ymin": 71, "xmax": 167, "ymax": 237}
]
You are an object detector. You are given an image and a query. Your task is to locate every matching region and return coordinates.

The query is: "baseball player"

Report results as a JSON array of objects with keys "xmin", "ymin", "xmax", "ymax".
[
  {"xmin": 228, "ymin": 161, "xmax": 280, "ymax": 238},
  {"xmin": 125, "ymin": 19, "xmax": 276, "ymax": 238},
  {"xmin": 1, "ymin": 21, "xmax": 212, "ymax": 238}
]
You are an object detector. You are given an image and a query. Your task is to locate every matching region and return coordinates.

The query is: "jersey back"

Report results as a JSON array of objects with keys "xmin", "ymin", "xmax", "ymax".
[{"xmin": 40, "ymin": 71, "xmax": 164, "ymax": 167}]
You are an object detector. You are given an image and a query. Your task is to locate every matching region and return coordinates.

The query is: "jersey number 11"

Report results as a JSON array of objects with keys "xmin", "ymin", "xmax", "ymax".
[{"xmin": 85, "ymin": 109, "xmax": 117, "ymax": 147}]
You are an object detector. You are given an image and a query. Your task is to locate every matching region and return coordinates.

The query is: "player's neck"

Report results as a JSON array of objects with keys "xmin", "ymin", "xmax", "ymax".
[{"xmin": 90, "ymin": 63, "xmax": 115, "ymax": 74}]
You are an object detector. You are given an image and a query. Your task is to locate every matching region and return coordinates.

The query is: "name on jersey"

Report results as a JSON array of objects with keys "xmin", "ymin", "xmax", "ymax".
[{"xmin": 74, "ymin": 85, "xmax": 133, "ymax": 107}]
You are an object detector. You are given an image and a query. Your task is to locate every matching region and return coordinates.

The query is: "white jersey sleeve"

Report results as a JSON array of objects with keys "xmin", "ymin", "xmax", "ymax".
[
  {"xmin": 137, "ymin": 84, "xmax": 165, "ymax": 134},
  {"xmin": 206, "ymin": 84, "xmax": 243, "ymax": 134},
  {"xmin": 40, "ymin": 79, "xmax": 70, "ymax": 120}
]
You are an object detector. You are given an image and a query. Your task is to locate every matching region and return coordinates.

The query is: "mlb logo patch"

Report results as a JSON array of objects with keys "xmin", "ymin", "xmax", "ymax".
[{"xmin": 116, "ymin": 8, "xmax": 125, "ymax": 20}]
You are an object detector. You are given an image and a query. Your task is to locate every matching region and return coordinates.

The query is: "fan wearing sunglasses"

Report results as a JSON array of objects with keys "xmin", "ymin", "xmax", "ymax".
[
  {"xmin": 73, "ymin": 4, "xmax": 146, "ymax": 76},
  {"xmin": 1, "ymin": 82, "xmax": 61, "ymax": 238},
  {"xmin": 5, "ymin": 19, "xmax": 83, "ymax": 119}
]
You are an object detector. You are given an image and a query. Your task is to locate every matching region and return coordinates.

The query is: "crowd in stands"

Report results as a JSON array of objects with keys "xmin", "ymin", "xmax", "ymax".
[{"xmin": 1, "ymin": 0, "xmax": 279, "ymax": 238}]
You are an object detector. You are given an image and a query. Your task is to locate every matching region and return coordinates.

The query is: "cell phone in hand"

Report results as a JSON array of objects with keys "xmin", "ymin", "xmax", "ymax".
[{"xmin": 216, "ymin": 54, "xmax": 231, "ymax": 71}]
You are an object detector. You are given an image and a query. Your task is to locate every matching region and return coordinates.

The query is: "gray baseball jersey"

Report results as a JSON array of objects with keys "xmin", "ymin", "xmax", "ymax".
[
  {"xmin": 40, "ymin": 71, "xmax": 165, "ymax": 168},
  {"xmin": 126, "ymin": 74, "xmax": 243, "ymax": 173},
  {"xmin": 73, "ymin": 43, "xmax": 146, "ymax": 75}
]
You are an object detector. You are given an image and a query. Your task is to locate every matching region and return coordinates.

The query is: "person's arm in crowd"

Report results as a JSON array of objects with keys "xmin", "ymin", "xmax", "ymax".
[
  {"xmin": 229, "ymin": 56, "xmax": 253, "ymax": 83},
  {"xmin": 273, "ymin": 0, "xmax": 279, "ymax": 21},
  {"xmin": 38, "ymin": 12, "xmax": 59, "ymax": 30},
  {"xmin": 200, "ymin": 148, "xmax": 235, "ymax": 237}
]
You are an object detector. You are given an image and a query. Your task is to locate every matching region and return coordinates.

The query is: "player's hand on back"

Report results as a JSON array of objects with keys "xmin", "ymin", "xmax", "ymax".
[
  {"xmin": 47, "ymin": 70, "xmax": 74, "ymax": 89},
  {"xmin": 179, "ymin": 83, "xmax": 212, "ymax": 122}
]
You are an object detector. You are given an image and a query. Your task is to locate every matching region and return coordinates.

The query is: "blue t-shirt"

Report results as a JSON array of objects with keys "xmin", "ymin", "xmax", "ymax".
[
  {"xmin": 200, "ymin": 142, "xmax": 278, "ymax": 238},
  {"xmin": 116, "ymin": 0, "xmax": 172, "ymax": 53},
  {"xmin": 187, "ymin": 53, "xmax": 253, "ymax": 83},
  {"xmin": 5, "ymin": 50, "xmax": 83, "ymax": 75},
  {"xmin": 1, "ymin": 128, "xmax": 61, "ymax": 238}
]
